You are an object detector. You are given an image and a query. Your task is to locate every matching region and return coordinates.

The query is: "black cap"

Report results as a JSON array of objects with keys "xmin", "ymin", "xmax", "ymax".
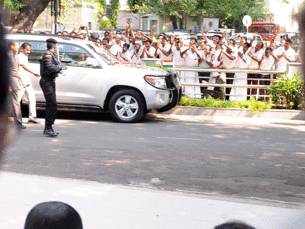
[
  {"xmin": 91, "ymin": 33, "xmax": 99, "ymax": 39},
  {"xmin": 46, "ymin": 38, "xmax": 58, "ymax": 44}
]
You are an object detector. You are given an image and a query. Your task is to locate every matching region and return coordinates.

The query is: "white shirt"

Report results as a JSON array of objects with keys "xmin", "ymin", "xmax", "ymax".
[
  {"xmin": 17, "ymin": 52, "xmax": 32, "ymax": 85},
  {"xmin": 184, "ymin": 49, "xmax": 200, "ymax": 67},
  {"xmin": 172, "ymin": 46, "xmax": 185, "ymax": 66},
  {"xmin": 235, "ymin": 51, "xmax": 251, "ymax": 69},
  {"xmin": 156, "ymin": 43, "xmax": 172, "ymax": 60},
  {"xmin": 260, "ymin": 55, "xmax": 275, "ymax": 71},
  {"xmin": 131, "ymin": 49, "xmax": 142, "ymax": 64},
  {"xmin": 207, "ymin": 39, "xmax": 216, "ymax": 48},
  {"xmin": 142, "ymin": 46, "xmax": 156, "ymax": 59},
  {"xmin": 276, "ymin": 47, "xmax": 296, "ymax": 72},
  {"xmin": 221, "ymin": 51, "xmax": 237, "ymax": 69},
  {"xmin": 109, "ymin": 41, "xmax": 124, "ymax": 55},
  {"xmin": 118, "ymin": 50, "xmax": 131, "ymax": 62},
  {"xmin": 248, "ymin": 47, "xmax": 264, "ymax": 69}
]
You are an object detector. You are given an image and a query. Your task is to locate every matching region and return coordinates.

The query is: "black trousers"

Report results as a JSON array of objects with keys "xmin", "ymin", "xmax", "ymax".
[
  {"xmin": 226, "ymin": 73, "xmax": 235, "ymax": 100},
  {"xmin": 199, "ymin": 72, "xmax": 210, "ymax": 94},
  {"xmin": 40, "ymin": 78, "xmax": 57, "ymax": 129}
]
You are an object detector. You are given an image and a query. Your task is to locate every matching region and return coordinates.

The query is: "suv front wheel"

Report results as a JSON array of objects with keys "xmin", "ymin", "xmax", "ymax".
[{"xmin": 108, "ymin": 89, "xmax": 145, "ymax": 123}]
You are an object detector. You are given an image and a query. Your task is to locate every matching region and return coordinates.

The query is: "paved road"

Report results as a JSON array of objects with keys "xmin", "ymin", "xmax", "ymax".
[{"xmin": 2, "ymin": 110, "xmax": 305, "ymax": 205}]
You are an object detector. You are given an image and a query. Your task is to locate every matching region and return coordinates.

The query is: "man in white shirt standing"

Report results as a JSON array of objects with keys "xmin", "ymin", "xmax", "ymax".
[
  {"xmin": 155, "ymin": 36, "xmax": 173, "ymax": 61},
  {"xmin": 117, "ymin": 43, "xmax": 131, "ymax": 63},
  {"xmin": 258, "ymin": 47, "xmax": 278, "ymax": 99},
  {"xmin": 109, "ymin": 34, "xmax": 124, "ymax": 56},
  {"xmin": 181, "ymin": 43, "xmax": 202, "ymax": 98},
  {"xmin": 141, "ymin": 40, "xmax": 156, "ymax": 59},
  {"xmin": 248, "ymin": 38, "xmax": 264, "ymax": 97},
  {"xmin": 276, "ymin": 38, "xmax": 296, "ymax": 73},
  {"xmin": 220, "ymin": 44, "xmax": 237, "ymax": 100},
  {"xmin": 230, "ymin": 43, "xmax": 251, "ymax": 101},
  {"xmin": 18, "ymin": 42, "xmax": 40, "ymax": 123}
]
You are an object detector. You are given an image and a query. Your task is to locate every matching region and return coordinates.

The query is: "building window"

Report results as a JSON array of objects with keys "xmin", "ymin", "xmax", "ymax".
[{"xmin": 88, "ymin": 22, "xmax": 92, "ymax": 30}]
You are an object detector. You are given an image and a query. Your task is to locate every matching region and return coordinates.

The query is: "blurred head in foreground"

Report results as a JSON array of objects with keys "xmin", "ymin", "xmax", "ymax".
[{"xmin": 24, "ymin": 201, "xmax": 83, "ymax": 229}]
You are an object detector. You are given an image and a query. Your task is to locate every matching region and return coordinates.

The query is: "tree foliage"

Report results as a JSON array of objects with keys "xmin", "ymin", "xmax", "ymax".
[
  {"xmin": 128, "ymin": 0, "xmax": 266, "ymax": 31},
  {"xmin": 109, "ymin": 0, "xmax": 119, "ymax": 28},
  {"xmin": 0, "ymin": 0, "xmax": 25, "ymax": 10}
]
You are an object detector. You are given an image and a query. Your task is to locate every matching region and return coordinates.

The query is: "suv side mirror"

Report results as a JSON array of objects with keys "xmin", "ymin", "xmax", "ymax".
[{"xmin": 86, "ymin": 57, "xmax": 99, "ymax": 68}]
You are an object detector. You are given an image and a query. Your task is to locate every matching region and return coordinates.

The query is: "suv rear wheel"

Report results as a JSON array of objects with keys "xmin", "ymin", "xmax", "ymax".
[{"xmin": 108, "ymin": 89, "xmax": 145, "ymax": 123}]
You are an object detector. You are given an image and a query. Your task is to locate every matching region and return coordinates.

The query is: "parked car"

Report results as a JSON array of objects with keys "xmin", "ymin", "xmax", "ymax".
[
  {"xmin": 6, "ymin": 34, "xmax": 181, "ymax": 123},
  {"xmin": 234, "ymin": 33, "xmax": 263, "ymax": 46},
  {"xmin": 274, "ymin": 32, "xmax": 300, "ymax": 46}
]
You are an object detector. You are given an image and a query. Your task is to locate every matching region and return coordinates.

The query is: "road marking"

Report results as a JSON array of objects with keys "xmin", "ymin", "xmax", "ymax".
[{"xmin": 157, "ymin": 137, "xmax": 201, "ymax": 141}]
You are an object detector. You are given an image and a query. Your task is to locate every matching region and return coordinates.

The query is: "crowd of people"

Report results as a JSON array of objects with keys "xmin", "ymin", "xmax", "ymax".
[{"xmin": 9, "ymin": 21, "xmax": 302, "ymax": 101}]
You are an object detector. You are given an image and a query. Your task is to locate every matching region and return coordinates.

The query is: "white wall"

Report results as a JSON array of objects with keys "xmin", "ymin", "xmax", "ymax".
[{"xmin": 269, "ymin": 0, "xmax": 302, "ymax": 31}]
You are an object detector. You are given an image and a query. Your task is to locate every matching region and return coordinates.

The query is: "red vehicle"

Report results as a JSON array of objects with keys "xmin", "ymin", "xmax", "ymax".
[{"xmin": 248, "ymin": 21, "xmax": 281, "ymax": 42}]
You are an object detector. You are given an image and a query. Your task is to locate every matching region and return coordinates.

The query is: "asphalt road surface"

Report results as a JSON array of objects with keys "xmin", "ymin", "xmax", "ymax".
[{"xmin": 2, "ymin": 110, "xmax": 305, "ymax": 205}]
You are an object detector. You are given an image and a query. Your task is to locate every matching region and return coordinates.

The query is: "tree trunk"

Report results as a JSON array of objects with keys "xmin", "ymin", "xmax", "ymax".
[
  {"xmin": 179, "ymin": 18, "xmax": 183, "ymax": 29},
  {"xmin": 11, "ymin": 0, "xmax": 51, "ymax": 32},
  {"xmin": 170, "ymin": 15, "xmax": 178, "ymax": 30}
]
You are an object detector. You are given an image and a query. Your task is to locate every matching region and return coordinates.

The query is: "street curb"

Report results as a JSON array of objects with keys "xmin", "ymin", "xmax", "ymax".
[{"xmin": 161, "ymin": 106, "xmax": 305, "ymax": 120}]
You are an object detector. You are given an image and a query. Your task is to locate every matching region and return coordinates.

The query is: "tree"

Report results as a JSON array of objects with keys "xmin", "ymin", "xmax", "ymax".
[
  {"xmin": 2, "ymin": 0, "xmax": 101, "ymax": 32},
  {"xmin": 128, "ymin": 0, "xmax": 266, "ymax": 32},
  {"xmin": 109, "ymin": 0, "xmax": 119, "ymax": 28},
  {"xmin": 1, "ymin": 0, "xmax": 51, "ymax": 32},
  {"xmin": 128, "ymin": 0, "xmax": 197, "ymax": 30}
]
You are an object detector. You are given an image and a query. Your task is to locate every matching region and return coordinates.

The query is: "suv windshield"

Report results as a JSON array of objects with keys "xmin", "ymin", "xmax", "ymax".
[{"xmin": 86, "ymin": 43, "xmax": 125, "ymax": 65}]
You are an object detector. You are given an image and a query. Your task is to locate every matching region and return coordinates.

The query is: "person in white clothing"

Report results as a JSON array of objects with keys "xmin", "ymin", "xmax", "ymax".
[
  {"xmin": 219, "ymin": 44, "xmax": 237, "ymax": 100},
  {"xmin": 18, "ymin": 42, "xmax": 40, "ymax": 123},
  {"xmin": 276, "ymin": 38, "xmax": 296, "ymax": 73},
  {"xmin": 200, "ymin": 29, "xmax": 221, "ymax": 49},
  {"xmin": 230, "ymin": 43, "xmax": 251, "ymax": 101},
  {"xmin": 181, "ymin": 43, "xmax": 202, "ymax": 98},
  {"xmin": 141, "ymin": 40, "xmax": 156, "ymax": 58},
  {"xmin": 247, "ymin": 37, "xmax": 264, "ymax": 97},
  {"xmin": 109, "ymin": 34, "xmax": 124, "ymax": 55},
  {"xmin": 258, "ymin": 47, "xmax": 278, "ymax": 99},
  {"xmin": 131, "ymin": 43, "xmax": 142, "ymax": 64},
  {"xmin": 155, "ymin": 36, "xmax": 172, "ymax": 60},
  {"xmin": 171, "ymin": 40, "xmax": 186, "ymax": 91},
  {"xmin": 117, "ymin": 43, "xmax": 131, "ymax": 63}
]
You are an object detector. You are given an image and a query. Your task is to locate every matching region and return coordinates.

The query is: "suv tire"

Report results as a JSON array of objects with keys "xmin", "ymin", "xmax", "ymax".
[{"xmin": 109, "ymin": 89, "xmax": 145, "ymax": 123}]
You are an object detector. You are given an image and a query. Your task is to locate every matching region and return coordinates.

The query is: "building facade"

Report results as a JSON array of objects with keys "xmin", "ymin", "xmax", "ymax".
[{"xmin": 35, "ymin": 1, "xmax": 99, "ymax": 32}]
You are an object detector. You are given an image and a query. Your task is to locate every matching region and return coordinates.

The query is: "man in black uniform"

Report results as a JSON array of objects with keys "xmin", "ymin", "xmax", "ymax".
[{"xmin": 40, "ymin": 38, "xmax": 67, "ymax": 137}]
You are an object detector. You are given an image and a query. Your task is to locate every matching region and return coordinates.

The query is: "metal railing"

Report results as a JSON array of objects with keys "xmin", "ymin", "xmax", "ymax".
[{"xmin": 173, "ymin": 63, "xmax": 302, "ymax": 100}]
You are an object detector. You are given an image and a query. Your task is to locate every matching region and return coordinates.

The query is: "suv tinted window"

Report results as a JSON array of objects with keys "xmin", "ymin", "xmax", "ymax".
[
  {"xmin": 58, "ymin": 43, "xmax": 95, "ymax": 67},
  {"xmin": 20, "ymin": 41, "xmax": 46, "ymax": 63}
]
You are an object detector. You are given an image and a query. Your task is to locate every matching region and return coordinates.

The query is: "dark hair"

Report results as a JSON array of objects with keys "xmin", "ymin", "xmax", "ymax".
[
  {"xmin": 241, "ymin": 36, "xmax": 248, "ymax": 41},
  {"xmin": 123, "ymin": 43, "xmax": 130, "ymax": 49},
  {"xmin": 21, "ymin": 42, "xmax": 31, "ymax": 49},
  {"xmin": 285, "ymin": 38, "xmax": 292, "ymax": 44},
  {"xmin": 266, "ymin": 47, "xmax": 272, "ymax": 52},
  {"xmin": 244, "ymin": 42, "xmax": 251, "ymax": 49},
  {"xmin": 229, "ymin": 38, "xmax": 236, "ymax": 46},
  {"xmin": 47, "ymin": 42, "xmax": 56, "ymax": 50},
  {"xmin": 145, "ymin": 39, "xmax": 152, "ymax": 44},
  {"xmin": 162, "ymin": 35, "xmax": 169, "ymax": 41},
  {"xmin": 215, "ymin": 222, "xmax": 255, "ymax": 229},
  {"xmin": 102, "ymin": 37, "xmax": 109, "ymax": 42},
  {"xmin": 24, "ymin": 201, "xmax": 83, "ymax": 229}
]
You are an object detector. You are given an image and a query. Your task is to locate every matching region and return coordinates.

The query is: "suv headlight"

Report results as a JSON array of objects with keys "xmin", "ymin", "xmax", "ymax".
[{"xmin": 144, "ymin": 75, "xmax": 167, "ymax": 89}]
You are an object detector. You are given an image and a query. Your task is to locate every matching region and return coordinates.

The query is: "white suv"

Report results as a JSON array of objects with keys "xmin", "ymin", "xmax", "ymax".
[{"xmin": 7, "ymin": 34, "xmax": 181, "ymax": 123}]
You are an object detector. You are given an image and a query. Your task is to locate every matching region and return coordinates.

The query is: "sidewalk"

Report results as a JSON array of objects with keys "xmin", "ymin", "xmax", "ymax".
[
  {"xmin": 0, "ymin": 172, "xmax": 304, "ymax": 229},
  {"xmin": 161, "ymin": 106, "xmax": 305, "ymax": 120}
]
